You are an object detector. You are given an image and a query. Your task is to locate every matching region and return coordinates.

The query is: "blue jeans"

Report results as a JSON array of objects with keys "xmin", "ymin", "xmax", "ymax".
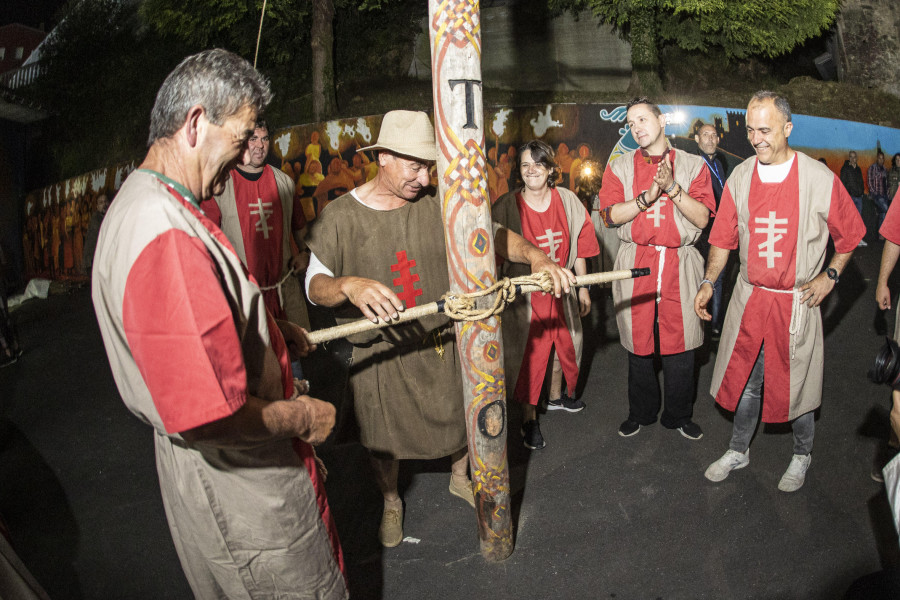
[
  {"xmin": 291, "ymin": 359, "xmax": 304, "ymax": 380},
  {"xmin": 729, "ymin": 347, "xmax": 815, "ymax": 456},
  {"xmin": 872, "ymin": 194, "xmax": 889, "ymax": 232},
  {"xmin": 851, "ymin": 195, "xmax": 864, "ymax": 216},
  {"xmin": 710, "ymin": 270, "xmax": 724, "ymax": 331}
]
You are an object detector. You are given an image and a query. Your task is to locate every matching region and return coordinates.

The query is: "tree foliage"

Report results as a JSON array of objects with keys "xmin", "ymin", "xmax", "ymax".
[
  {"xmin": 28, "ymin": 0, "xmax": 190, "ymax": 179},
  {"xmin": 551, "ymin": 0, "xmax": 841, "ymax": 94},
  {"xmin": 24, "ymin": 0, "xmax": 424, "ymax": 181},
  {"xmin": 556, "ymin": 0, "xmax": 840, "ymax": 59},
  {"xmin": 140, "ymin": 0, "xmax": 312, "ymax": 68}
]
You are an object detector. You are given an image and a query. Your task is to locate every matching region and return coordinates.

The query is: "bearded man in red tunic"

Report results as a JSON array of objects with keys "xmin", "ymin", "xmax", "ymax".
[{"xmin": 695, "ymin": 91, "xmax": 864, "ymax": 492}]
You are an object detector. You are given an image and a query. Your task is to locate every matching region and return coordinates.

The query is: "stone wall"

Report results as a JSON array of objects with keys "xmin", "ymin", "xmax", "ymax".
[{"xmin": 838, "ymin": 0, "xmax": 900, "ymax": 97}]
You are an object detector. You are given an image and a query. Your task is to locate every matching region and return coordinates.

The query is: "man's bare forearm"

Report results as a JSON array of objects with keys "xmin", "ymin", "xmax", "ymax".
[
  {"xmin": 494, "ymin": 226, "xmax": 539, "ymax": 264},
  {"xmin": 180, "ymin": 394, "xmax": 330, "ymax": 448},
  {"xmin": 827, "ymin": 251, "xmax": 853, "ymax": 278},
  {"xmin": 704, "ymin": 245, "xmax": 731, "ymax": 282},
  {"xmin": 669, "ymin": 189, "xmax": 709, "ymax": 229},
  {"xmin": 879, "ymin": 241, "xmax": 900, "ymax": 288},
  {"xmin": 308, "ymin": 273, "xmax": 351, "ymax": 308}
]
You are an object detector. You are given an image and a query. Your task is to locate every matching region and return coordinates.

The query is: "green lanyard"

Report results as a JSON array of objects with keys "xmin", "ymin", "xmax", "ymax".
[{"xmin": 138, "ymin": 169, "xmax": 201, "ymax": 211}]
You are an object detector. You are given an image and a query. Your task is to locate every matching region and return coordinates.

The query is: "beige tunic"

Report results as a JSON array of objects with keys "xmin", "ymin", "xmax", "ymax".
[
  {"xmin": 710, "ymin": 152, "xmax": 865, "ymax": 421},
  {"xmin": 600, "ymin": 148, "xmax": 714, "ymax": 355}
]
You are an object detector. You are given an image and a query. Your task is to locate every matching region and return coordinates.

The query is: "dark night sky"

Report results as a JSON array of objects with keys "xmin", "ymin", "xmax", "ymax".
[{"xmin": 0, "ymin": 0, "xmax": 67, "ymax": 29}]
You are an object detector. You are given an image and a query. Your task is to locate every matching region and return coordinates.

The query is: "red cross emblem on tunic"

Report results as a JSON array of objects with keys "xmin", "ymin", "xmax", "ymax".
[{"xmin": 391, "ymin": 250, "xmax": 423, "ymax": 307}]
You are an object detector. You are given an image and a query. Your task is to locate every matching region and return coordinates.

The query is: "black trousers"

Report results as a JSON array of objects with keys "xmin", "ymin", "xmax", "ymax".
[{"xmin": 627, "ymin": 349, "xmax": 695, "ymax": 429}]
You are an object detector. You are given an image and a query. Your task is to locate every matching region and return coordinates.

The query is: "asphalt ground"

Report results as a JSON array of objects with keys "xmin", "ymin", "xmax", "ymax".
[{"xmin": 2, "ymin": 240, "xmax": 900, "ymax": 599}]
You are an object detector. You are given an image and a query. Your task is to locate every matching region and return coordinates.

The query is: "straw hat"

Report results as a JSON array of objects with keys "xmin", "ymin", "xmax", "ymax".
[{"xmin": 358, "ymin": 110, "xmax": 437, "ymax": 162}]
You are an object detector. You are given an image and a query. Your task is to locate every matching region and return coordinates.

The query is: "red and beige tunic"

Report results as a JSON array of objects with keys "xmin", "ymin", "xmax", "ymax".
[
  {"xmin": 493, "ymin": 187, "xmax": 599, "ymax": 405},
  {"xmin": 92, "ymin": 169, "xmax": 346, "ymax": 599},
  {"xmin": 880, "ymin": 188, "xmax": 900, "ymax": 339},
  {"xmin": 598, "ymin": 147, "xmax": 715, "ymax": 356},
  {"xmin": 306, "ymin": 191, "xmax": 467, "ymax": 460},
  {"xmin": 709, "ymin": 152, "xmax": 865, "ymax": 423},
  {"xmin": 202, "ymin": 166, "xmax": 309, "ymax": 328}
]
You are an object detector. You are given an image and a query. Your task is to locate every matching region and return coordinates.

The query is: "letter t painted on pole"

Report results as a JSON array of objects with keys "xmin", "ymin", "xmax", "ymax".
[{"xmin": 448, "ymin": 79, "xmax": 483, "ymax": 129}]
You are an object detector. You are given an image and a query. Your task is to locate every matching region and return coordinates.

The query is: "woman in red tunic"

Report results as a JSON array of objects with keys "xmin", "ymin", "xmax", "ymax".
[{"xmin": 494, "ymin": 140, "xmax": 600, "ymax": 449}]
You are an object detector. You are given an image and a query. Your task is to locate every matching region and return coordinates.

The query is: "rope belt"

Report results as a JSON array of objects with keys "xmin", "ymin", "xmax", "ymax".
[
  {"xmin": 758, "ymin": 285, "xmax": 805, "ymax": 360},
  {"xmin": 652, "ymin": 245, "xmax": 666, "ymax": 304},
  {"xmin": 259, "ymin": 270, "xmax": 295, "ymax": 310}
]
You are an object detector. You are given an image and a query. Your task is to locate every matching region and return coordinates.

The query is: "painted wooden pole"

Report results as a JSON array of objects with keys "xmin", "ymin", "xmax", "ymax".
[{"xmin": 428, "ymin": 0, "xmax": 513, "ymax": 561}]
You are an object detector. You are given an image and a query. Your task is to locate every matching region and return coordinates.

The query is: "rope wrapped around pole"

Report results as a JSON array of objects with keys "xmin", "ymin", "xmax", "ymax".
[{"xmin": 305, "ymin": 267, "xmax": 650, "ymax": 345}]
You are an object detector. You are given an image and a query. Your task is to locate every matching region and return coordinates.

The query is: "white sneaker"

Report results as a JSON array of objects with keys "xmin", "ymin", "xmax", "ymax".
[
  {"xmin": 778, "ymin": 454, "xmax": 811, "ymax": 492},
  {"xmin": 704, "ymin": 449, "xmax": 750, "ymax": 482}
]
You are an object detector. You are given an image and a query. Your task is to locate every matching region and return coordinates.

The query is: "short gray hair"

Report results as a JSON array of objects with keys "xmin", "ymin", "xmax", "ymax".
[
  {"xmin": 147, "ymin": 49, "xmax": 273, "ymax": 146},
  {"xmin": 749, "ymin": 91, "xmax": 792, "ymax": 122}
]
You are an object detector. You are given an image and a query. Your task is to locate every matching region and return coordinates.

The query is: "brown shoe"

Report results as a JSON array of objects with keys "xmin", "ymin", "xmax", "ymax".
[
  {"xmin": 379, "ymin": 502, "xmax": 403, "ymax": 547},
  {"xmin": 449, "ymin": 475, "xmax": 476, "ymax": 509}
]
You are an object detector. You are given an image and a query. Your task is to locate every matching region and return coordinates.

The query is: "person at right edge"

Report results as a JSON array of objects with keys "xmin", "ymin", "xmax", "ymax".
[
  {"xmin": 873, "ymin": 186, "xmax": 900, "ymax": 482},
  {"xmin": 696, "ymin": 91, "xmax": 864, "ymax": 492}
]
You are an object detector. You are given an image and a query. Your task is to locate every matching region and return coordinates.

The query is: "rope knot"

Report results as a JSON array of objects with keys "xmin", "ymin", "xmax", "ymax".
[{"xmin": 441, "ymin": 270, "xmax": 556, "ymax": 322}]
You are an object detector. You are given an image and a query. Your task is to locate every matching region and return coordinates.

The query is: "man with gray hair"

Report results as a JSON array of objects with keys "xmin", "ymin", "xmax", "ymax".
[
  {"xmin": 92, "ymin": 49, "xmax": 347, "ymax": 598},
  {"xmin": 695, "ymin": 91, "xmax": 864, "ymax": 492}
]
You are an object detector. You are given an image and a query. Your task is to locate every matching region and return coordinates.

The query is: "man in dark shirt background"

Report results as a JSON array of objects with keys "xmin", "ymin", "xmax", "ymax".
[
  {"xmin": 841, "ymin": 150, "xmax": 867, "ymax": 247},
  {"xmin": 694, "ymin": 122, "xmax": 731, "ymax": 338}
]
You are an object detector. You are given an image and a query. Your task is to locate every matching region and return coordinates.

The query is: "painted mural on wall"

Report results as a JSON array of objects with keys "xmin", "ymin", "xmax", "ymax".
[
  {"xmin": 22, "ymin": 161, "xmax": 138, "ymax": 281},
  {"xmin": 22, "ymin": 104, "xmax": 900, "ymax": 282}
]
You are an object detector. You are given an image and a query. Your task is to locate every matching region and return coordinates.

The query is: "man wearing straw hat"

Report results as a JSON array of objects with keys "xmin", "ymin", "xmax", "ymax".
[{"xmin": 305, "ymin": 109, "xmax": 574, "ymax": 547}]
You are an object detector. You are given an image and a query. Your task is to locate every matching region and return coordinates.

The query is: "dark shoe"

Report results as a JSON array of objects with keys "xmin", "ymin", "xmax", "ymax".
[
  {"xmin": 521, "ymin": 420, "xmax": 546, "ymax": 450},
  {"xmin": 547, "ymin": 394, "xmax": 585, "ymax": 413},
  {"xmin": 618, "ymin": 419, "xmax": 641, "ymax": 437},
  {"xmin": 0, "ymin": 354, "xmax": 17, "ymax": 369},
  {"xmin": 677, "ymin": 421, "xmax": 703, "ymax": 440},
  {"xmin": 711, "ymin": 328, "xmax": 721, "ymax": 342}
]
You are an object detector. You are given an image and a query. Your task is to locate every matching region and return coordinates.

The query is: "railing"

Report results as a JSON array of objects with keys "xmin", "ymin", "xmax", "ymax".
[{"xmin": 0, "ymin": 62, "xmax": 42, "ymax": 89}]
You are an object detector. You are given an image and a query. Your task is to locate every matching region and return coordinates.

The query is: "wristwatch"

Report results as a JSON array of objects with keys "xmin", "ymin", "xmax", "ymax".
[{"xmin": 825, "ymin": 267, "xmax": 839, "ymax": 283}]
